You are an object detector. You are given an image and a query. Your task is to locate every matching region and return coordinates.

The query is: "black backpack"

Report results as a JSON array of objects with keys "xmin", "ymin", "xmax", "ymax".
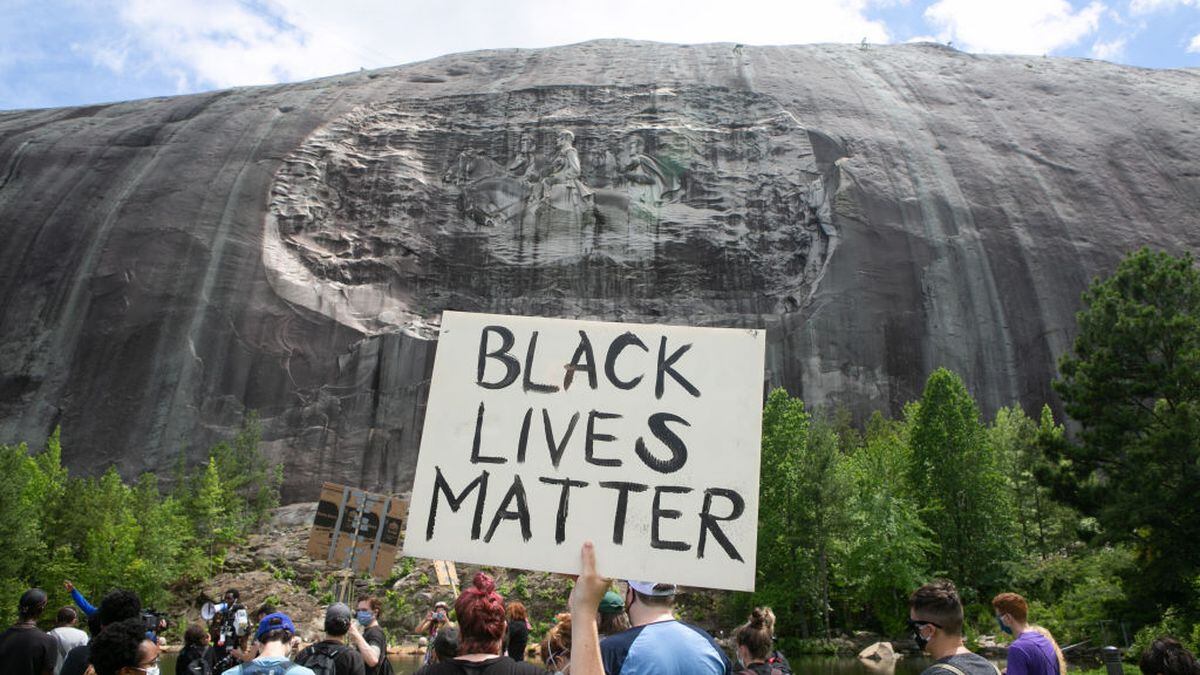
[
  {"xmin": 297, "ymin": 642, "xmax": 347, "ymax": 675},
  {"xmin": 185, "ymin": 650, "xmax": 213, "ymax": 675}
]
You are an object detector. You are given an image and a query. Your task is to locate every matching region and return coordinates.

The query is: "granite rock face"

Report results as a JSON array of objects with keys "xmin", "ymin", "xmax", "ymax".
[{"xmin": 1, "ymin": 41, "xmax": 1197, "ymax": 500}]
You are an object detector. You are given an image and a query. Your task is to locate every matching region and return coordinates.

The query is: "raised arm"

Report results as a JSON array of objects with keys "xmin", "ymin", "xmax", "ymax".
[{"xmin": 569, "ymin": 541, "xmax": 609, "ymax": 675}]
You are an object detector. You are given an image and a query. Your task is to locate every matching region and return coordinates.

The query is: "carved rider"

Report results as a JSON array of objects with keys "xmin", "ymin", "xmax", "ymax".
[
  {"xmin": 507, "ymin": 134, "xmax": 540, "ymax": 182},
  {"xmin": 537, "ymin": 129, "xmax": 593, "ymax": 208}
]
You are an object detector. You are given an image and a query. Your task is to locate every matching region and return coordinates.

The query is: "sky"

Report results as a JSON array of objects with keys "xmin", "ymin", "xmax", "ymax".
[{"xmin": 2, "ymin": 0, "xmax": 1199, "ymax": 111}]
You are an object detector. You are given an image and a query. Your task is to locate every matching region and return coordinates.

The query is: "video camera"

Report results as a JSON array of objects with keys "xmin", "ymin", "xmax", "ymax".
[{"xmin": 142, "ymin": 609, "xmax": 168, "ymax": 637}]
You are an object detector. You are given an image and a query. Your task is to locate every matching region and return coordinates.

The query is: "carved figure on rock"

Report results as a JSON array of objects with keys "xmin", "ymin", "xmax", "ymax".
[
  {"xmin": 617, "ymin": 134, "xmax": 681, "ymax": 206},
  {"xmin": 534, "ymin": 129, "xmax": 594, "ymax": 213},
  {"xmin": 582, "ymin": 136, "xmax": 618, "ymax": 188},
  {"xmin": 444, "ymin": 148, "xmax": 527, "ymax": 227},
  {"xmin": 506, "ymin": 134, "xmax": 541, "ymax": 182}
]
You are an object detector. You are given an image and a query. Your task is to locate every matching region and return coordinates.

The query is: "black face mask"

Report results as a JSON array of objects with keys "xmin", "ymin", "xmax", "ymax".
[{"xmin": 907, "ymin": 619, "xmax": 940, "ymax": 651}]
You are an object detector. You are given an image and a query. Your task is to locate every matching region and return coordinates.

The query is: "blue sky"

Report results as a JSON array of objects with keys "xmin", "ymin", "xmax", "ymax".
[{"xmin": 2, "ymin": 0, "xmax": 1198, "ymax": 111}]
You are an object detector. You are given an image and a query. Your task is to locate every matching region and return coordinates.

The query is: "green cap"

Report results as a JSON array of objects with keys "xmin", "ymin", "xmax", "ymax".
[{"xmin": 599, "ymin": 590, "xmax": 625, "ymax": 614}]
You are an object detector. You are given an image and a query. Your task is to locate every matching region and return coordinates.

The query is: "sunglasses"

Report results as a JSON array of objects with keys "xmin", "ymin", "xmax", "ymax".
[{"xmin": 906, "ymin": 619, "xmax": 942, "ymax": 631}]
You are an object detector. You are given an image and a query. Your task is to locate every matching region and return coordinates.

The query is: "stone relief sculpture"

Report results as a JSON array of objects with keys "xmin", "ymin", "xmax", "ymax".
[{"xmin": 264, "ymin": 86, "xmax": 843, "ymax": 335}]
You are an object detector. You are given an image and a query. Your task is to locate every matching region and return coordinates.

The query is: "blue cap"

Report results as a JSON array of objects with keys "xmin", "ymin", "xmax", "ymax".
[{"xmin": 256, "ymin": 612, "xmax": 295, "ymax": 641}]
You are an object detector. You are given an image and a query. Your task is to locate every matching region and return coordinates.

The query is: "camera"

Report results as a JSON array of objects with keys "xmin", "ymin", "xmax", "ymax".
[{"xmin": 142, "ymin": 609, "xmax": 168, "ymax": 637}]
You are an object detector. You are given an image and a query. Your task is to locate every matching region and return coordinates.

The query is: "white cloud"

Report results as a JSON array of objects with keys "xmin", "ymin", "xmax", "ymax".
[
  {"xmin": 1091, "ymin": 36, "xmax": 1128, "ymax": 59},
  {"xmin": 924, "ymin": 0, "xmax": 1106, "ymax": 55},
  {"xmin": 80, "ymin": 0, "xmax": 896, "ymax": 92},
  {"xmin": 1129, "ymin": 0, "xmax": 1198, "ymax": 14},
  {"xmin": 1189, "ymin": 32, "xmax": 1200, "ymax": 51}
]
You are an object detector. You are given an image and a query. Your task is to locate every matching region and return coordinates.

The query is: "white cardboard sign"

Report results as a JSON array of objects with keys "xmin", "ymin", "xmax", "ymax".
[{"xmin": 403, "ymin": 311, "xmax": 765, "ymax": 591}]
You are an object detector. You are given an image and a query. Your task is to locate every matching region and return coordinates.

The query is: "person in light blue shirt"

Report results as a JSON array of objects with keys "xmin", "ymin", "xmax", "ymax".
[
  {"xmin": 222, "ymin": 613, "xmax": 313, "ymax": 675},
  {"xmin": 599, "ymin": 580, "xmax": 731, "ymax": 675}
]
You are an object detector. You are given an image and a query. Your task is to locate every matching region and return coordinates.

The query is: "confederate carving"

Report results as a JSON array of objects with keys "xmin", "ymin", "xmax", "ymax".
[{"xmin": 264, "ymin": 86, "xmax": 842, "ymax": 335}]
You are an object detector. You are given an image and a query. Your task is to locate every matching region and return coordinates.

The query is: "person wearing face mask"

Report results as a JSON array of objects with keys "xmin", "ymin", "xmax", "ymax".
[
  {"xmin": 87, "ymin": 617, "xmax": 161, "ymax": 675},
  {"xmin": 347, "ymin": 596, "xmax": 391, "ymax": 675},
  {"xmin": 598, "ymin": 580, "xmax": 730, "ymax": 675},
  {"xmin": 991, "ymin": 593, "xmax": 1064, "ymax": 675},
  {"xmin": 908, "ymin": 580, "xmax": 1000, "ymax": 675}
]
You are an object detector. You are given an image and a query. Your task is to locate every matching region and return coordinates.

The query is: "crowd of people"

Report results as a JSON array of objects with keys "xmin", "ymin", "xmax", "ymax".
[{"xmin": 3, "ymin": 544, "xmax": 1200, "ymax": 675}]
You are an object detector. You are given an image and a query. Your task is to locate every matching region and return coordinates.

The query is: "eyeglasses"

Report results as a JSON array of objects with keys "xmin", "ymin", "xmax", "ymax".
[{"xmin": 906, "ymin": 619, "xmax": 942, "ymax": 631}]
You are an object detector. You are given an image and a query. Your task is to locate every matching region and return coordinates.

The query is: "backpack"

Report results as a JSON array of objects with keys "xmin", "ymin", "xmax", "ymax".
[{"xmin": 297, "ymin": 643, "xmax": 347, "ymax": 675}]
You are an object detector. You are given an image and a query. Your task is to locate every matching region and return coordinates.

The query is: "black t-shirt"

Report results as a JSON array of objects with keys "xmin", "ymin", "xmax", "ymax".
[
  {"xmin": 362, "ymin": 625, "xmax": 391, "ymax": 675},
  {"xmin": 415, "ymin": 655, "xmax": 545, "ymax": 675},
  {"xmin": 298, "ymin": 640, "xmax": 365, "ymax": 675},
  {"xmin": 504, "ymin": 621, "xmax": 529, "ymax": 661},
  {"xmin": 0, "ymin": 624, "xmax": 57, "ymax": 675}
]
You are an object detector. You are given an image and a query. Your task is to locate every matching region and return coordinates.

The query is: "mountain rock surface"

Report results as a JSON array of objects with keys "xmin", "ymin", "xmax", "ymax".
[{"xmin": 1, "ymin": 40, "xmax": 1197, "ymax": 499}]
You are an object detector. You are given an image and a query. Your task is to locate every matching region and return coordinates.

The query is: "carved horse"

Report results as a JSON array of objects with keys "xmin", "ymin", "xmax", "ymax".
[{"xmin": 443, "ymin": 150, "xmax": 527, "ymax": 227}]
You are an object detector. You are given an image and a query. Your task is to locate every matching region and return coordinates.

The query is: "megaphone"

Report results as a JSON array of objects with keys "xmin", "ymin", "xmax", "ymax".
[{"xmin": 200, "ymin": 601, "xmax": 228, "ymax": 621}]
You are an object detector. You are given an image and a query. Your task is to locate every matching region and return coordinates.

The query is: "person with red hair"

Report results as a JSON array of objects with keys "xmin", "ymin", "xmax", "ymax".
[
  {"xmin": 414, "ymin": 573, "xmax": 542, "ymax": 674},
  {"xmin": 992, "ymin": 592, "xmax": 1065, "ymax": 675}
]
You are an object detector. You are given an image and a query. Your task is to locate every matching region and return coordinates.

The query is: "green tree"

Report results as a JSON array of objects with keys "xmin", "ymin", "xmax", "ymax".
[
  {"xmin": 748, "ymin": 389, "xmax": 851, "ymax": 638},
  {"xmin": 989, "ymin": 405, "xmax": 1079, "ymax": 560},
  {"xmin": 840, "ymin": 411, "xmax": 934, "ymax": 633},
  {"xmin": 1051, "ymin": 248, "xmax": 1200, "ymax": 618},
  {"xmin": 908, "ymin": 368, "xmax": 1014, "ymax": 600}
]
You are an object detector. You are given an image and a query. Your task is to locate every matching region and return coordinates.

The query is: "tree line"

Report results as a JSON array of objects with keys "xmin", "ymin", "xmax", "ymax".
[
  {"xmin": 0, "ymin": 415, "xmax": 281, "ymax": 627},
  {"xmin": 738, "ymin": 248, "xmax": 1200, "ymax": 657},
  {"xmin": 0, "ymin": 248, "xmax": 1196, "ymax": 660}
]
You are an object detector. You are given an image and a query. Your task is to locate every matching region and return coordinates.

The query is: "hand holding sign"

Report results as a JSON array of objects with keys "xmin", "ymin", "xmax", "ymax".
[{"xmin": 404, "ymin": 312, "xmax": 765, "ymax": 591}]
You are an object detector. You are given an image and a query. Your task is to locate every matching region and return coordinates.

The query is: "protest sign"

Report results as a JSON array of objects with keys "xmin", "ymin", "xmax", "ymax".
[
  {"xmin": 307, "ymin": 482, "xmax": 407, "ymax": 579},
  {"xmin": 403, "ymin": 311, "xmax": 765, "ymax": 591}
]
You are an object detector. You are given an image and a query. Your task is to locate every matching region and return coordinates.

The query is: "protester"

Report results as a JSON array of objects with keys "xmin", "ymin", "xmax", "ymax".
[
  {"xmin": 236, "ymin": 603, "xmax": 282, "ymax": 664},
  {"xmin": 731, "ymin": 608, "xmax": 783, "ymax": 675},
  {"xmin": 596, "ymin": 593, "xmax": 628, "ymax": 640},
  {"xmin": 296, "ymin": 603, "xmax": 364, "ymax": 675},
  {"xmin": 177, "ymin": 624, "xmax": 211, "ymax": 675},
  {"xmin": 567, "ymin": 542, "xmax": 614, "ymax": 675},
  {"xmin": 220, "ymin": 612, "xmax": 313, "ymax": 675},
  {"xmin": 413, "ymin": 572, "xmax": 543, "ymax": 675},
  {"xmin": 430, "ymin": 628, "xmax": 459, "ymax": 664},
  {"xmin": 348, "ymin": 596, "xmax": 390, "ymax": 675},
  {"xmin": 1139, "ymin": 637, "xmax": 1200, "ymax": 675},
  {"xmin": 540, "ymin": 613, "xmax": 572, "ymax": 673},
  {"xmin": 753, "ymin": 607, "xmax": 792, "ymax": 674},
  {"xmin": 910, "ymin": 580, "xmax": 1000, "ymax": 675},
  {"xmin": 211, "ymin": 590, "xmax": 249, "ymax": 671},
  {"xmin": 504, "ymin": 602, "xmax": 529, "ymax": 662},
  {"xmin": 0, "ymin": 588, "xmax": 57, "ymax": 675},
  {"xmin": 88, "ymin": 617, "xmax": 160, "ymax": 675},
  {"xmin": 49, "ymin": 606, "xmax": 88, "ymax": 675},
  {"xmin": 598, "ymin": 580, "xmax": 730, "ymax": 675},
  {"xmin": 63, "ymin": 581, "xmax": 97, "ymax": 619},
  {"xmin": 61, "ymin": 590, "xmax": 143, "ymax": 675},
  {"xmin": 416, "ymin": 601, "xmax": 452, "ymax": 665},
  {"xmin": 992, "ymin": 593, "xmax": 1064, "ymax": 675}
]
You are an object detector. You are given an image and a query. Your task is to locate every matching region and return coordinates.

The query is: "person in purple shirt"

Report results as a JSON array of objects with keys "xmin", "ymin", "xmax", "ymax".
[{"xmin": 992, "ymin": 593, "xmax": 1065, "ymax": 675}]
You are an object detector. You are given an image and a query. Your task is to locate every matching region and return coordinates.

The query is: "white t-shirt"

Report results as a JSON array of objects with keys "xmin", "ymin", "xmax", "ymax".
[{"xmin": 48, "ymin": 626, "xmax": 89, "ymax": 675}]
